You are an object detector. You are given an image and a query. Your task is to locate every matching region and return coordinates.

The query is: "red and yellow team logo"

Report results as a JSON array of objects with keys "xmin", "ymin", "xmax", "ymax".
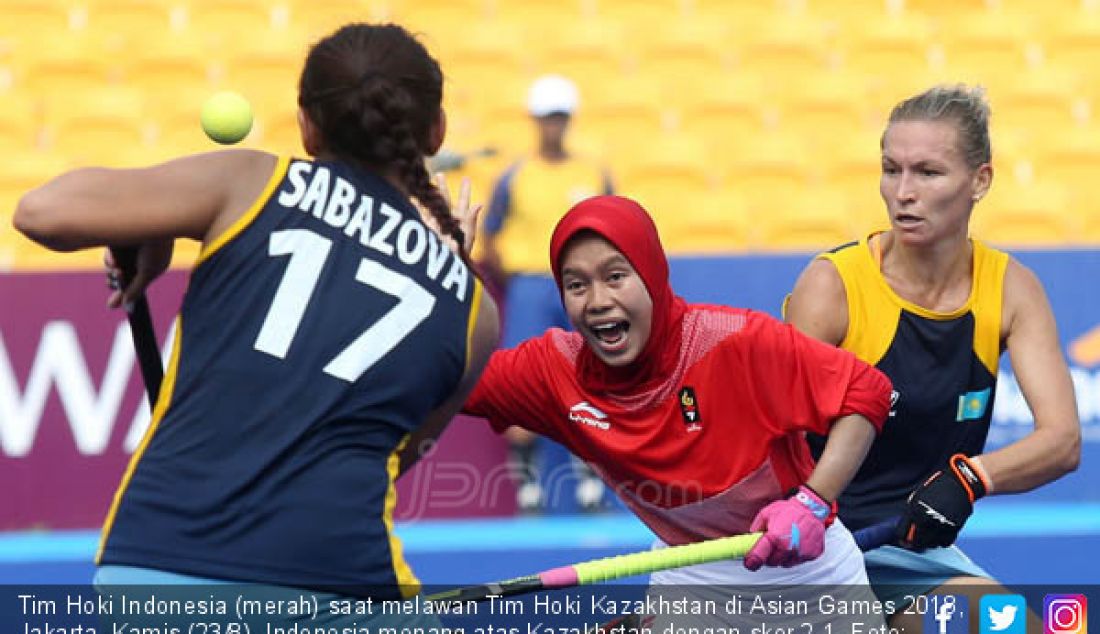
[{"xmin": 678, "ymin": 387, "xmax": 702, "ymax": 432}]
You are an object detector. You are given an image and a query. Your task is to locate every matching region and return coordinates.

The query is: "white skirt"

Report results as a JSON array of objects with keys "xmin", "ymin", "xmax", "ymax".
[{"xmin": 643, "ymin": 521, "xmax": 889, "ymax": 634}]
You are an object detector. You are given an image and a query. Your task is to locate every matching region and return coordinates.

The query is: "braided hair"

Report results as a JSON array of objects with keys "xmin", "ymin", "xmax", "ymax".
[{"xmin": 298, "ymin": 23, "xmax": 465, "ymax": 253}]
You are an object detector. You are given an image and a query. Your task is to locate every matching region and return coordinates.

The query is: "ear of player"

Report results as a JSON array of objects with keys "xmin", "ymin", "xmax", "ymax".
[
  {"xmin": 898, "ymin": 453, "xmax": 989, "ymax": 550},
  {"xmin": 743, "ymin": 484, "xmax": 833, "ymax": 571}
]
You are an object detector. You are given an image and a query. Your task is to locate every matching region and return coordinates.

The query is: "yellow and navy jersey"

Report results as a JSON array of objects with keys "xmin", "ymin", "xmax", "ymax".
[
  {"xmin": 484, "ymin": 154, "xmax": 611, "ymax": 274},
  {"xmin": 806, "ymin": 234, "xmax": 1009, "ymax": 530},
  {"xmin": 97, "ymin": 156, "xmax": 483, "ymax": 598}
]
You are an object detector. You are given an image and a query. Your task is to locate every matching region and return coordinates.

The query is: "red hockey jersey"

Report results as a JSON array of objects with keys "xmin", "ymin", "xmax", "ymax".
[{"xmin": 466, "ymin": 306, "xmax": 890, "ymax": 545}]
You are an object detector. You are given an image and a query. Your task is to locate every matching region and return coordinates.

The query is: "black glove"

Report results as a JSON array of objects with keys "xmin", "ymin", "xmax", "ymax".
[{"xmin": 897, "ymin": 453, "xmax": 988, "ymax": 550}]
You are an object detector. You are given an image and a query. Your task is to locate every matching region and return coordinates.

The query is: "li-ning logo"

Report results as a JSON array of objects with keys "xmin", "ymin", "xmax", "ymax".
[
  {"xmin": 889, "ymin": 390, "xmax": 900, "ymax": 417},
  {"xmin": 569, "ymin": 401, "xmax": 610, "ymax": 430},
  {"xmin": 679, "ymin": 387, "xmax": 702, "ymax": 432}
]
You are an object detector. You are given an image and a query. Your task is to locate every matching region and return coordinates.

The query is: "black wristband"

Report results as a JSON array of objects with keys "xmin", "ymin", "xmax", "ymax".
[{"xmin": 948, "ymin": 453, "xmax": 988, "ymax": 502}]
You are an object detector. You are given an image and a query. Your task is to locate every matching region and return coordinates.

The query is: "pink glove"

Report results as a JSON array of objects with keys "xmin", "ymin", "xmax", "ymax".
[{"xmin": 743, "ymin": 485, "xmax": 832, "ymax": 571}]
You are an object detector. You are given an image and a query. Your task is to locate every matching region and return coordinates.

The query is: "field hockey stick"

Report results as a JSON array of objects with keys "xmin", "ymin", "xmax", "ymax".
[
  {"xmin": 585, "ymin": 519, "xmax": 900, "ymax": 633},
  {"xmin": 111, "ymin": 246, "xmax": 164, "ymax": 407},
  {"xmin": 426, "ymin": 517, "xmax": 899, "ymax": 603}
]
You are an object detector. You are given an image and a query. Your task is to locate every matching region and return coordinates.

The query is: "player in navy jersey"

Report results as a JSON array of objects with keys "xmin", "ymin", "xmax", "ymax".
[
  {"xmin": 786, "ymin": 85, "xmax": 1080, "ymax": 628},
  {"xmin": 16, "ymin": 22, "xmax": 499, "ymax": 625}
]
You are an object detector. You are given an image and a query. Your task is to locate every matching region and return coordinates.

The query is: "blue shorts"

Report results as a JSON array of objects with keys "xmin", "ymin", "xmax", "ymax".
[
  {"xmin": 502, "ymin": 273, "xmax": 570, "ymax": 348},
  {"xmin": 864, "ymin": 545, "xmax": 992, "ymax": 606},
  {"xmin": 95, "ymin": 566, "xmax": 443, "ymax": 631}
]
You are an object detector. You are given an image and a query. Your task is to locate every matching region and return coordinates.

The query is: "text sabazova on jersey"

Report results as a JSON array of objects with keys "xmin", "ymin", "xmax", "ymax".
[{"xmin": 279, "ymin": 162, "xmax": 470, "ymax": 302}]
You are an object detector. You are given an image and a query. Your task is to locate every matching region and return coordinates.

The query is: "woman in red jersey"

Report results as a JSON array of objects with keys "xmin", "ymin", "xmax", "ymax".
[{"xmin": 413, "ymin": 194, "xmax": 895, "ymax": 628}]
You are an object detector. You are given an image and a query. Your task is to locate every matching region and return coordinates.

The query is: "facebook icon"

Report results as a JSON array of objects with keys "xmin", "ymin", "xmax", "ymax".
[{"xmin": 924, "ymin": 595, "xmax": 970, "ymax": 634}]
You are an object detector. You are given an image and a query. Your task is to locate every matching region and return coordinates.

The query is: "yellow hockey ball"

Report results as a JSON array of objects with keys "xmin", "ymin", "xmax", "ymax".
[{"xmin": 201, "ymin": 91, "xmax": 253, "ymax": 145}]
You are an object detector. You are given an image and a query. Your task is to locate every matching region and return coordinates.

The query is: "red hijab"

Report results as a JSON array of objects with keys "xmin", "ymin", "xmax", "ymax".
[{"xmin": 549, "ymin": 195, "xmax": 688, "ymax": 395}]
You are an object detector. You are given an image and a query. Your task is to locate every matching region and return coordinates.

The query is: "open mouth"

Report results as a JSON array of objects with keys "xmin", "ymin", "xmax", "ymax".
[
  {"xmin": 589, "ymin": 320, "xmax": 630, "ymax": 351},
  {"xmin": 895, "ymin": 213, "xmax": 923, "ymax": 226}
]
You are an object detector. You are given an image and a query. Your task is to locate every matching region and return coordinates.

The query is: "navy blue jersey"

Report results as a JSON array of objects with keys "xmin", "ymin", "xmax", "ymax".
[
  {"xmin": 806, "ymin": 236, "xmax": 1008, "ymax": 530},
  {"xmin": 98, "ymin": 156, "xmax": 482, "ymax": 598}
]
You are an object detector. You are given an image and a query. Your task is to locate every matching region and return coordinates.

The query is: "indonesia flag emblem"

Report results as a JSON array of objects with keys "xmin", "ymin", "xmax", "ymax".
[{"xmin": 678, "ymin": 387, "xmax": 702, "ymax": 432}]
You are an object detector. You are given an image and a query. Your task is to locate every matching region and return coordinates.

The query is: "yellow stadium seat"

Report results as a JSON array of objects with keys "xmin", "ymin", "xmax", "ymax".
[
  {"xmin": 658, "ymin": 189, "xmax": 752, "ymax": 254},
  {"xmin": 122, "ymin": 33, "xmax": 214, "ymax": 98},
  {"xmin": 720, "ymin": 130, "xmax": 814, "ymax": 208},
  {"xmin": 901, "ymin": 0, "xmax": 991, "ymax": 15},
  {"xmin": 153, "ymin": 88, "xmax": 225, "ymax": 153},
  {"xmin": 534, "ymin": 18, "xmax": 630, "ymax": 83},
  {"xmin": 0, "ymin": 0, "xmax": 75, "ymax": 48},
  {"xmin": 618, "ymin": 133, "xmax": 714, "ymax": 196},
  {"xmin": 593, "ymin": 0, "xmax": 685, "ymax": 30},
  {"xmin": 584, "ymin": 78, "xmax": 667, "ymax": 159},
  {"xmin": 646, "ymin": 57, "xmax": 729, "ymax": 110},
  {"xmin": 0, "ymin": 95, "xmax": 42, "ymax": 152},
  {"xmin": 444, "ymin": 21, "xmax": 530, "ymax": 109},
  {"xmin": 258, "ymin": 110, "xmax": 303, "ymax": 155},
  {"xmin": 638, "ymin": 13, "xmax": 730, "ymax": 60},
  {"xmin": 690, "ymin": 0, "xmax": 782, "ymax": 27},
  {"xmin": 754, "ymin": 189, "xmax": 858, "ymax": 251},
  {"xmin": 777, "ymin": 70, "xmax": 875, "ymax": 152},
  {"xmin": 462, "ymin": 70, "xmax": 532, "ymax": 150},
  {"xmin": 392, "ymin": 0, "xmax": 489, "ymax": 48},
  {"xmin": 222, "ymin": 42, "xmax": 307, "ymax": 115},
  {"xmin": 839, "ymin": 12, "xmax": 934, "ymax": 79},
  {"xmin": 222, "ymin": 24, "xmax": 312, "ymax": 57},
  {"xmin": 937, "ymin": 9, "xmax": 1034, "ymax": 81},
  {"xmin": 84, "ymin": 0, "xmax": 175, "ymax": 50},
  {"xmin": 735, "ymin": 12, "xmax": 834, "ymax": 86},
  {"xmin": 618, "ymin": 184, "xmax": 728, "ymax": 251},
  {"xmin": 46, "ymin": 95, "xmax": 152, "ymax": 165},
  {"xmin": 391, "ymin": 0, "xmax": 487, "ymax": 20},
  {"xmin": 991, "ymin": 66, "xmax": 1083, "ymax": 139},
  {"xmin": 44, "ymin": 86, "xmax": 146, "ymax": 123},
  {"xmin": 491, "ymin": 0, "xmax": 584, "ymax": 34},
  {"xmin": 285, "ymin": 0, "xmax": 376, "ymax": 35},
  {"xmin": 637, "ymin": 18, "xmax": 730, "ymax": 103},
  {"xmin": 1033, "ymin": 125, "xmax": 1100, "ymax": 212},
  {"xmin": 477, "ymin": 112, "xmax": 533, "ymax": 157},
  {"xmin": 987, "ymin": 133, "xmax": 1034, "ymax": 194},
  {"xmin": 468, "ymin": 75, "xmax": 535, "ymax": 156},
  {"xmin": 971, "ymin": 181, "xmax": 1075, "ymax": 247},
  {"xmin": 463, "ymin": 72, "xmax": 530, "ymax": 119},
  {"xmin": 184, "ymin": 0, "xmax": 278, "ymax": 48},
  {"xmin": 17, "ymin": 39, "xmax": 117, "ymax": 99},
  {"xmin": 845, "ymin": 190, "xmax": 891, "ymax": 238},
  {"xmin": 1042, "ymin": 9, "xmax": 1100, "ymax": 72},
  {"xmin": 873, "ymin": 71, "xmax": 955, "ymax": 118},
  {"xmin": 813, "ymin": 0, "xmax": 894, "ymax": 18},
  {"xmin": 0, "ymin": 151, "xmax": 70, "ymax": 202},
  {"xmin": 820, "ymin": 130, "xmax": 884, "ymax": 229},
  {"xmin": 679, "ymin": 73, "xmax": 770, "ymax": 155},
  {"xmin": 1082, "ymin": 215, "xmax": 1100, "ymax": 245}
]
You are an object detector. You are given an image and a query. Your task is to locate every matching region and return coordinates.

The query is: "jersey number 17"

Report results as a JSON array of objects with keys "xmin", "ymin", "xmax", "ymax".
[{"xmin": 253, "ymin": 228, "xmax": 436, "ymax": 382}]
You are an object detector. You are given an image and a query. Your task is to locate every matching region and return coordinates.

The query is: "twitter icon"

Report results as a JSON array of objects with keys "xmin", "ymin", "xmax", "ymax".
[{"xmin": 982, "ymin": 595, "xmax": 1028, "ymax": 634}]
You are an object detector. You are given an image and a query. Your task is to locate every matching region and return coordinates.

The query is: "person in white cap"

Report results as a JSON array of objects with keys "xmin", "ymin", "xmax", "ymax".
[{"xmin": 481, "ymin": 74, "xmax": 614, "ymax": 515}]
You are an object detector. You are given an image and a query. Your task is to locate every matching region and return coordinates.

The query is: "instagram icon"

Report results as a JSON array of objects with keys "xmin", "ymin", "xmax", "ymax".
[{"xmin": 1045, "ymin": 595, "xmax": 1088, "ymax": 634}]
